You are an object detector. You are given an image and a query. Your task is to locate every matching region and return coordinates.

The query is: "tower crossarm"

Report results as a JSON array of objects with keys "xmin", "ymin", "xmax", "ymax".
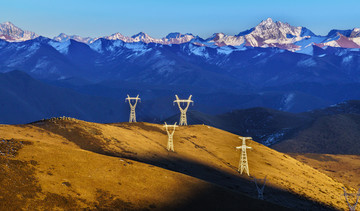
[
  {"xmin": 239, "ymin": 137, "xmax": 253, "ymax": 146},
  {"xmin": 236, "ymin": 146, "xmax": 252, "ymax": 150},
  {"xmin": 126, "ymin": 94, "xmax": 141, "ymax": 108},
  {"xmin": 174, "ymin": 95, "xmax": 193, "ymax": 111},
  {"xmin": 163, "ymin": 122, "xmax": 178, "ymax": 135},
  {"xmin": 173, "ymin": 95, "xmax": 194, "ymax": 126}
]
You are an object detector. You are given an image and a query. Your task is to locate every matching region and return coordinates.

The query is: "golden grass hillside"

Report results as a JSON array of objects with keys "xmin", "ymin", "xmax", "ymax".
[
  {"xmin": 0, "ymin": 118, "xmax": 354, "ymax": 210},
  {"xmin": 290, "ymin": 153, "xmax": 360, "ymax": 190}
]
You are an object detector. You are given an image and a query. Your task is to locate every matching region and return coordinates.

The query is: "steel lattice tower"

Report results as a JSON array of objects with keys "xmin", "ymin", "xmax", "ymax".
[
  {"xmin": 125, "ymin": 95, "xmax": 140, "ymax": 123},
  {"xmin": 254, "ymin": 176, "xmax": 267, "ymax": 200},
  {"xmin": 173, "ymin": 95, "xmax": 193, "ymax": 126},
  {"xmin": 163, "ymin": 122, "xmax": 178, "ymax": 152},
  {"xmin": 343, "ymin": 187, "xmax": 360, "ymax": 211},
  {"xmin": 236, "ymin": 137, "xmax": 252, "ymax": 176}
]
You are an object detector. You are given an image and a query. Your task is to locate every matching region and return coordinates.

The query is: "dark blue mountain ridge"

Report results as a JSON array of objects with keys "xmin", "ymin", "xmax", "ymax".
[
  {"xmin": 2, "ymin": 37, "xmax": 360, "ymax": 85},
  {"xmin": 0, "ymin": 70, "xmax": 129, "ymax": 124},
  {"xmin": 0, "ymin": 70, "xmax": 334, "ymax": 125},
  {"xmin": 0, "ymin": 33, "xmax": 360, "ymax": 115}
]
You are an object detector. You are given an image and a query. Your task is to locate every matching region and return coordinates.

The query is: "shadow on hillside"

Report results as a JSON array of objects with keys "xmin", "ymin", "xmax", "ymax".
[
  {"xmin": 162, "ymin": 184, "xmax": 287, "ymax": 211},
  {"xmin": 32, "ymin": 121, "xmax": 338, "ymax": 210},
  {"xmin": 121, "ymin": 155, "xmax": 337, "ymax": 211}
]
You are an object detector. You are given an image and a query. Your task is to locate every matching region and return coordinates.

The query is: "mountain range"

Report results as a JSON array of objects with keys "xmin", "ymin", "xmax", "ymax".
[
  {"xmin": 2, "ymin": 18, "xmax": 360, "ymax": 52},
  {"xmin": 1, "ymin": 19, "xmax": 360, "ymax": 122}
]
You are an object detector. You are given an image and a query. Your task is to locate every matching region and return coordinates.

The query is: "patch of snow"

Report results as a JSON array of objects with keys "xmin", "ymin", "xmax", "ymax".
[
  {"xmin": 342, "ymin": 55, "xmax": 353, "ymax": 64},
  {"xmin": 48, "ymin": 40, "xmax": 70, "ymax": 54},
  {"xmin": 207, "ymin": 33, "xmax": 245, "ymax": 46},
  {"xmin": 295, "ymin": 44, "xmax": 314, "ymax": 56},
  {"xmin": 280, "ymin": 93, "xmax": 295, "ymax": 111},
  {"xmin": 294, "ymin": 36, "xmax": 326, "ymax": 48},
  {"xmin": 28, "ymin": 42, "xmax": 40, "ymax": 52},
  {"xmin": 322, "ymin": 39, "xmax": 341, "ymax": 47},
  {"xmin": 105, "ymin": 40, "xmax": 124, "ymax": 52},
  {"xmin": 263, "ymin": 131, "xmax": 285, "ymax": 146},
  {"xmin": 252, "ymin": 52, "xmax": 265, "ymax": 58},
  {"xmin": 297, "ymin": 58, "xmax": 316, "ymax": 67},
  {"xmin": 351, "ymin": 37, "xmax": 360, "ymax": 45},
  {"xmin": 217, "ymin": 46, "xmax": 233, "ymax": 55},
  {"xmin": 89, "ymin": 39, "xmax": 103, "ymax": 53},
  {"xmin": 34, "ymin": 57, "xmax": 49, "ymax": 69},
  {"xmin": 124, "ymin": 42, "xmax": 151, "ymax": 55},
  {"xmin": 189, "ymin": 44, "xmax": 209, "ymax": 58},
  {"xmin": 234, "ymin": 45, "xmax": 247, "ymax": 51},
  {"xmin": 350, "ymin": 48, "xmax": 360, "ymax": 52},
  {"xmin": 152, "ymin": 50, "xmax": 162, "ymax": 58},
  {"xmin": 53, "ymin": 33, "xmax": 95, "ymax": 44}
]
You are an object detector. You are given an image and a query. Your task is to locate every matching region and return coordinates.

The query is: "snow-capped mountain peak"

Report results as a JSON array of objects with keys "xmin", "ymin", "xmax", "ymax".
[
  {"xmin": 166, "ymin": 32, "xmax": 192, "ymax": 39},
  {"xmin": 164, "ymin": 32, "xmax": 195, "ymax": 44},
  {"xmin": 206, "ymin": 33, "xmax": 245, "ymax": 47},
  {"xmin": 53, "ymin": 33, "xmax": 96, "ymax": 44},
  {"xmin": 242, "ymin": 18, "xmax": 310, "ymax": 50},
  {"xmin": 53, "ymin": 33, "xmax": 70, "ymax": 42},
  {"xmin": 104, "ymin": 32, "xmax": 127, "ymax": 40},
  {"xmin": 259, "ymin": 17, "xmax": 275, "ymax": 26},
  {"xmin": 350, "ymin": 28, "xmax": 360, "ymax": 37},
  {"xmin": 166, "ymin": 32, "xmax": 183, "ymax": 39},
  {"xmin": 128, "ymin": 32, "xmax": 163, "ymax": 43},
  {"xmin": 253, "ymin": 18, "xmax": 301, "ymax": 39},
  {"xmin": 0, "ymin": 21, "xmax": 38, "ymax": 42},
  {"xmin": 131, "ymin": 32, "xmax": 149, "ymax": 40},
  {"xmin": 2, "ymin": 21, "xmax": 13, "ymax": 26}
]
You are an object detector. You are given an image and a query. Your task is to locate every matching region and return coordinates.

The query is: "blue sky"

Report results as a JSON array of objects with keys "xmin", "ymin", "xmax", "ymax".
[{"xmin": 0, "ymin": 0, "xmax": 359, "ymax": 38}]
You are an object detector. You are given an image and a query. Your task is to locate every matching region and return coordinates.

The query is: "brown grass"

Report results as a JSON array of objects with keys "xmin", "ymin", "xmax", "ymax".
[
  {"xmin": 0, "ymin": 120, "xmax": 352, "ymax": 210},
  {"xmin": 290, "ymin": 153, "xmax": 360, "ymax": 189}
]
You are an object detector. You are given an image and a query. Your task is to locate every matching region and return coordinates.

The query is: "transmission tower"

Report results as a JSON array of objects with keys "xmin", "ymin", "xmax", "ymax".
[
  {"xmin": 254, "ymin": 176, "xmax": 267, "ymax": 200},
  {"xmin": 342, "ymin": 187, "xmax": 360, "ymax": 211},
  {"xmin": 236, "ymin": 137, "xmax": 252, "ymax": 176},
  {"xmin": 125, "ymin": 95, "xmax": 140, "ymax": 123},
  {"xmin": 173, "ymin": 95, "xmax": 193, "ymax": 126},
  {"xmin": 163, "ymin": 122, "xmax": 178, "ymax": 152}
]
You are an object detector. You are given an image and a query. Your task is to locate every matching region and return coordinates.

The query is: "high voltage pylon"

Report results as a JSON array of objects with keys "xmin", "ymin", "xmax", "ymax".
[
  {"xmin": 236, "ymin": 137, "xmax": 252, "ymax": 176},
  {"xmin": 254, "ymin": 176, "xmax": 267, "ymax": 200},
  {"xmin": 173, "ymin": 95, "xmax": 193, "ymax": 126},
  {"xmin": 342, "ymin": 187, "xmax": 360, "ymax": 211},
  {"xmin": 163, "ymin": 122, "xmax": 178, "ymax": 152},
  {"xmin": 125, "ymin": 95, "xmax": 140, "ymax": 123}
]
